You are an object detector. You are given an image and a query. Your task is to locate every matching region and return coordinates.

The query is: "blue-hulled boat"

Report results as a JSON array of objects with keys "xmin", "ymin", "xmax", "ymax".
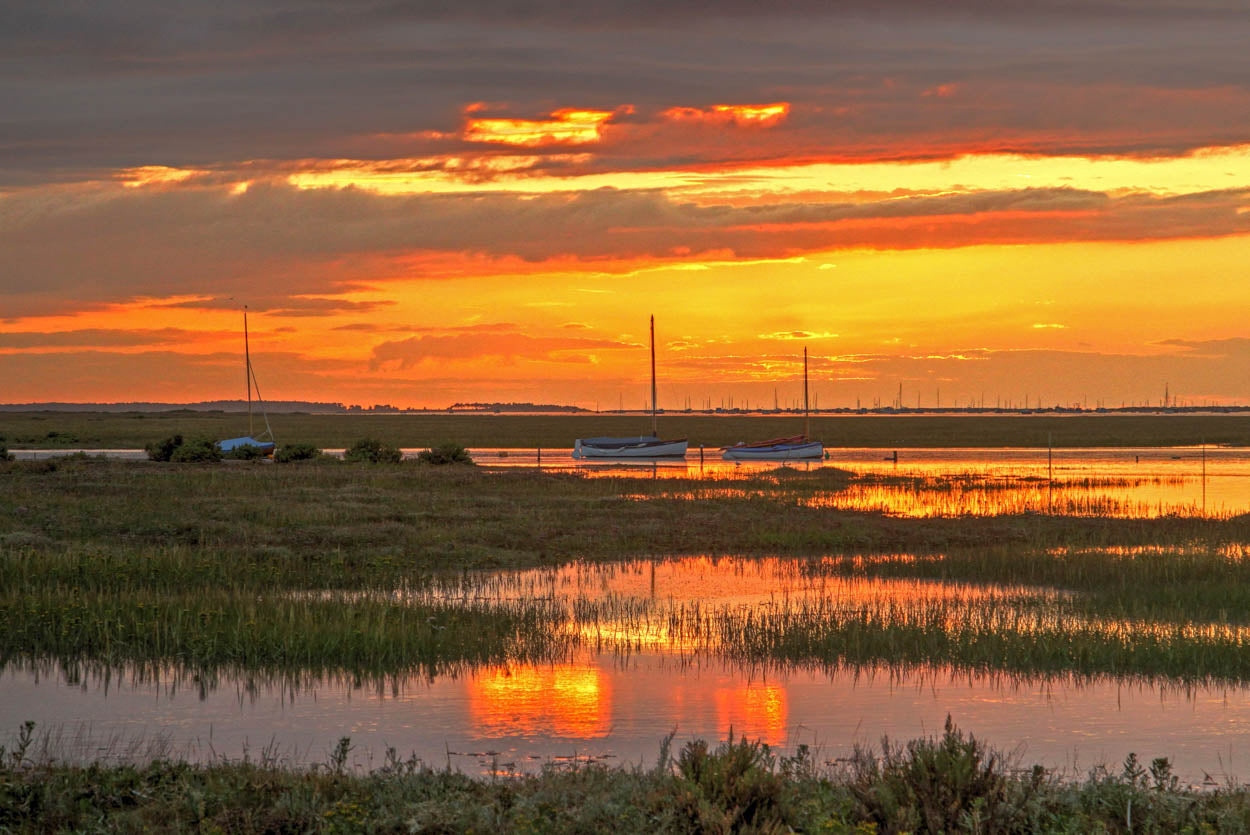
[{"xmin": 218, "ymin": 306, "xmax": 276, "ymax": 457}]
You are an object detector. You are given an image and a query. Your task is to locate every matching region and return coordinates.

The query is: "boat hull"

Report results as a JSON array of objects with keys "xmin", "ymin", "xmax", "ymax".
[
  {"xmin": 218, "ymin": 436, "xmax": 276, "ymax": 454},
  {"xmin": 574, "ymin": 437, "xmax": 689, "ymax": 459},
  {"xmin": 722, "ymin": 441, "xmax": 824, "ymax": 461}
]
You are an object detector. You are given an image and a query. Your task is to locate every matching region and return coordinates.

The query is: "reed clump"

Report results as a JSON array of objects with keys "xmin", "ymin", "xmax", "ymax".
[
  {"xmin": 343, "ymin": 438, "xmax": 402, "ymax": 464},
  {"xmin": 0, "ymin": 589, "xmax": 573, "ymax": 679},
  {"xmin": 4, "ymin": 721, "xmax": 1250, "ymax": 833},
  {"xmin": 273, "ymin": 442, "xmax": 321, "ymax": 462},
  {"xmin": 417, "ymin": 442, "xmax": 474, "ymax": 465}
]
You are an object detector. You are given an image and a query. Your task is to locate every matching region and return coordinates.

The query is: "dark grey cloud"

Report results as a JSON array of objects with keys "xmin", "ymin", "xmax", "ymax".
[
  {"xmin": 3, "ymin": 180, "xmax": 1248, "ymax": 316},
  {"xmin": 158, "ymin": 297, "xmax": 396, "ymax": 317},
  {"xmin": 1155, "ymin": 337, "xmax": 1250, "ymax": 357},
  {"xmin": 0, "ymin": 327, "xmax": 224, "ymax": 348},
  {"xmin": 369, "ymin": 328, "xmax": 637, "ymax": 369},
  {"xmin": 4, "ymin": 1, "xmax": 1250, "ymax": 185}
]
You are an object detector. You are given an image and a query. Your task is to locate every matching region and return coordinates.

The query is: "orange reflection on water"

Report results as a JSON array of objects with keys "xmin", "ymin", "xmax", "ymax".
[
  {"xmin": 714, "ymin": 682, "xmax": 788, "ymax": 747},
  {"xmin": 467, "ymin": 663, "xmax": 611, "ymax": 738}
]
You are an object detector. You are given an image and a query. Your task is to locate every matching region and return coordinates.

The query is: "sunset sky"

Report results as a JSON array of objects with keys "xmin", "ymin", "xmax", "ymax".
[{"xmin": 4, "ymin": 1, "xmax": 1250, "ymax": 408}]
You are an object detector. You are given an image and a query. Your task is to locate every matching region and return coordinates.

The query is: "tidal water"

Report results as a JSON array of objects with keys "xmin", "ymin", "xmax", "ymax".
[
  {"xmin": 6, "ymin": 556, "xmax": 1250, "ymax": 783},
  {"xmin": 18, "ymin": 446, "xmax": 1250, "ymax": 518}
]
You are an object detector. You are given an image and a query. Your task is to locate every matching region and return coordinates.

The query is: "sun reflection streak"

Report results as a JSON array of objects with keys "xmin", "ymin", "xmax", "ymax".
[{"xmin": 467, "ymin": 663, "xmax": 611, "ymax": 738}]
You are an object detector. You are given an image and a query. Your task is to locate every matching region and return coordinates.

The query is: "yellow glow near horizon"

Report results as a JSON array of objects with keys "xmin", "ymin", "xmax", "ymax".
[{"xmin": 285, "ymin": 144, "xmax": 1250, "ymax": 199}]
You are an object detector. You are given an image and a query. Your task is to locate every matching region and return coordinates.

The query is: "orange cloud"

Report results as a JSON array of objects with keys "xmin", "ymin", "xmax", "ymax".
[
  {"xmin": 922, "ymin": 83, "xmax": 960, "ymax": 98},
  {"xmin": 369, "ymin": 326, "xmax": 638, "ymax": 369},
  {"xmin": 462, "ymin": 107, "xmax": 616, "ymax": 146},
  {"xmin": 661, "ymin": 102, "xmax": 790, "ymax": 127}
]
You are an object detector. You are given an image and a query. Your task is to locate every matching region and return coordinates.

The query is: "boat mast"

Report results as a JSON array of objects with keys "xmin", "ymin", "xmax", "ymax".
[
  {"xmin": 650, "ymin": 314, "xmax": 658, "ymax": 437},
  {"xmin": 803, "ymin": 346, "xmax": 810, "ymax": 440},
  {"xmin": 244, "ymin": 306, "xmax": 253, "ymax": 438}
]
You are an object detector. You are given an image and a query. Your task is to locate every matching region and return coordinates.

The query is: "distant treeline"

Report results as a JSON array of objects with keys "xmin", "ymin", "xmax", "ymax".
[
  {"xmin": 0, "ymin": 401, "xmax": 347, "ymax": 413},
  {"xmin": 3, "ymin": 401, "xmax": 1250, "ymax": 415},
  {"xmin": 448, "ymin": 402, "xmax": 587, "ymax": 412}
]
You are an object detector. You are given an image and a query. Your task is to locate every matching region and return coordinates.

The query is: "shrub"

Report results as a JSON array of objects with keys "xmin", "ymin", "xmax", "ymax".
[
  {"xmin": 0, "ymin": 444, "xmax": 12, "ymax": 462},
  {"xmin": 416, "ymin": 443, "xmax": 473, "ymax": 465},
  {"xmin": 168, "ymin": 438, "xmax": 222, "ymax": 463},
  {"xmin": 849, "ymin": 716, "xmax": 1014, "ymax": 833},
  {"xmin": 344, "ymin": 438, "xmax": 403, "ymax": 464},
  {"xmin": 224, "ymin": 444, "xmax": 268, "ymax": 460},
  {"xmin": 662, "ymin": 734, "xmax": 795, "ymax": 833},
  {"xmin": 144, "ymin": 434, "xmax": 184, "ymax": 462},
  {"xmin": 274, "ymin": 443, "xmax": 322, "ymax": 463}
]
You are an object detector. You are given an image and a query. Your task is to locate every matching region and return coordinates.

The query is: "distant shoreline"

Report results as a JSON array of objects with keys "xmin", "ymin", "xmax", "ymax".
[{"xmin": 3, "ymin": 410, "xmax": 1248, "ymax": 449}]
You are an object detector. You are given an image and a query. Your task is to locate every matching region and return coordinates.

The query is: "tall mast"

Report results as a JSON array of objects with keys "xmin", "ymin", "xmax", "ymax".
[
  {"xmin": 244, "ymin": 306, "xmax": 253, "ymax": 437},
  {"xmin": 803, "ymin": 346, "xmax": 810, "ymax": 439},
  {"xmin": 650, "ymin": 314, "xmax": 658, "ymax": 437}
]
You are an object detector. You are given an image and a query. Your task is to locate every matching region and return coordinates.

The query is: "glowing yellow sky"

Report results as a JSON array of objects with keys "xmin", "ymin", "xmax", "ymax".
[
  {"xmin": 6, "ymin": 100, "xmax": 1250, "ymax": 407},
  {"xmin": 284, "ymin": 144, "xmax": 1250, "ymax": 199}
]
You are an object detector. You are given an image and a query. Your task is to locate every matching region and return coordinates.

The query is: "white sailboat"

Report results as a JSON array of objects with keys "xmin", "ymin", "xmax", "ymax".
[
  {"xmin": 219, "ymin": 306, "xmax": 276, "ymax": 455},
  {"xmin": 723, "ymin": 346, "xmax": 823, "ymax": 460},
  {"xmin": 574, "ymin": 315, "xmax": 688, "ymax": 459}
]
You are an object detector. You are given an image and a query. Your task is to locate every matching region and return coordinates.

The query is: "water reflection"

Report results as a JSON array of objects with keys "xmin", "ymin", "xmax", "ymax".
[
  {"xmin": 469, "ymin": 663, "xmax": 611, "ymax": 739},
  {"xmin": 8, "ymin": 654, "xmax": 1250, "ymax": 783},
  {"xmin": 621, "ymin": 468, "xmax": 1246, "ymax": 518},
  {"xmin": 473, "ymin": 445, "xmax": 1250, "ymax": 518},
  {"xmin": 11, "ymin": 554, "xmax": 1250, "ymax": 781}
]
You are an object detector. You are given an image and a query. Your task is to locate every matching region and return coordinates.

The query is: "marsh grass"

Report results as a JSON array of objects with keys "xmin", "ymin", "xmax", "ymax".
[
  {"xmin": 0, "ymin": 591, "xmax": 572, "ymax": 679},
  {"xmin": 4, "ymin": 720, "xmax": 1250, "ymax": 833},
  {"xmin": 807, "ymin": 545, "xmax": 1250, "ymax": 623},
  {"xmin": 635, "ymin": 470, "xmax": 1220, "ymax": 519},
  {"xmin": 6, "ymin": 457, "xmax": 1250, "ymax": 682}
]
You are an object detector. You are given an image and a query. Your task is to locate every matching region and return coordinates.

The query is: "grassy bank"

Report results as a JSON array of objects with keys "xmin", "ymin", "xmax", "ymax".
[
  {"xmin": 4, "ymin": 457, "xmax": 1248, "ymax": 577},
  {"xmin": 4, "ymin": 410, "xmax": 1250, "ymax": 449},
  {"xmin": 1, "ymin": 721, "xmax": 1244, "ymax": 833}
]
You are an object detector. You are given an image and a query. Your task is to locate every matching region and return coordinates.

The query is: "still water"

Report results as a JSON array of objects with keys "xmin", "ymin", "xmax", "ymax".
[{"xmin": 6, "ymin": 557, "xmax": 1250, "ymax": 782}]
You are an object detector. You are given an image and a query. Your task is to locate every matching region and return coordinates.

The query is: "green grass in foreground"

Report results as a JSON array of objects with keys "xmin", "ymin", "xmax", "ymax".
[
  {"xmin": 3, "ymin": 410, "xmax": 1250, "ymax": 448},
  {"xmin": 1, "ymin": 720, "xmax": 1242, "ymax": 833}
]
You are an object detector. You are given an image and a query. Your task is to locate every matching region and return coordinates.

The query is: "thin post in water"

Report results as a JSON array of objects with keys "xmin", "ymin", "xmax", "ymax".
[
  {"xmin": 803, "ymin": 346, "xmax": 810, "ymax": 440},
  {"xmin": 244, "ymin": 305, "xmax": 253, "ymax": 438},
  {"xmin": 1047, "ymin": 431, "xmax": 1053, "ymax": 513}
]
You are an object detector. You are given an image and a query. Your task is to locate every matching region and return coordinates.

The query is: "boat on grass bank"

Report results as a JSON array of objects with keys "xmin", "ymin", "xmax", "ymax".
[
  {"xmin": 219, "ymin": 436, "xmax": 276, "ymax": 455},
  {"xmin": 218, "ymin": 306, "xmax": 276, "ymax": 457},
  {"xmin": 574, "ymin": 437, "xmax": 689, "ymax": 458},
  {"xmin": 722, "ymin": 435, "xmax": 823, "ymax": 460},
  {"xmin": 574, "ymin": 315, "xmax": 688, "ymax": 460},
  {"xmin": 723, "ymin": 346, "xmax": 823, "ymax": 461}
]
